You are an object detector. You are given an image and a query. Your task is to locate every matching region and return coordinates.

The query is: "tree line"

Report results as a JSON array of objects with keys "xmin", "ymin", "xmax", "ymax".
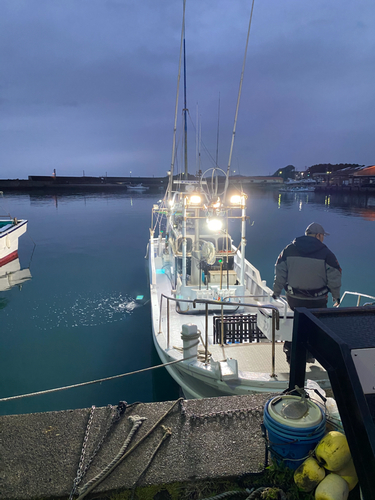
[{"xmin": 273, "ymin": 163, "xmax": 365, "ymax": 180}]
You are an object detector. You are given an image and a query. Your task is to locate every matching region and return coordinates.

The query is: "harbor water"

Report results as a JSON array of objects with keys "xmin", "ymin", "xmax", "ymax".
[{"xmin": 1, "ymin": 187, "xmax": 374, "ymax": 415}]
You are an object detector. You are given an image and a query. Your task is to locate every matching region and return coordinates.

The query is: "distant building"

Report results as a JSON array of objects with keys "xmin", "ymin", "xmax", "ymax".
[
  {"xmin": 315, "ymin": 165, "xmax": 375, "ymax": 187},
  {"xmin": 352, "ymin": 165, "xmax": 375, "ymax": 187},
  {"xmin": 325, "ymin": 166, "xmax": 363, "ymax": 186}
]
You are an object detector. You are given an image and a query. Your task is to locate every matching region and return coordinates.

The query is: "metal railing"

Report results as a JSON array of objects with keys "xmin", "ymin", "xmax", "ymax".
[
  {"xmin": 158, "ymin": 293, "xmax": 281, "ymax": 377},
  {"xmin": 340, "ymin": 291, "xmax": 375, "ymax": 307}
]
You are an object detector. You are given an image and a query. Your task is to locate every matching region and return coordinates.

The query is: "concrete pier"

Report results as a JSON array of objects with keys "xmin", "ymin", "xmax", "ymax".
[{"xmin": 0, "ymin": 394, "xmax": 273, "ymax": 500}]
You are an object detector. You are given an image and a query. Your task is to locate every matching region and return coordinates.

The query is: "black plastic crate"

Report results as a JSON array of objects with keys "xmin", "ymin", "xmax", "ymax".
[{"xmin": 213, "ymin": 314, "xmax": 266, "ymax": 344}]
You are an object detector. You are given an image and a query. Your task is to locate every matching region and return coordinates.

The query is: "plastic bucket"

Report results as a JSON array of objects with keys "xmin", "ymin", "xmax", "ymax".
[{"xmin": 263, "ymin": 395, "xmax": 326, "ymax": 470}]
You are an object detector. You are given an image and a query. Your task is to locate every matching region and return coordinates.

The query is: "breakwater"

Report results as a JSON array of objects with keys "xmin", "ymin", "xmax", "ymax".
[
  {"xmin": 1, "ymin": 394, "xmax": 272, "ymax": 500},
  {"xmin": 0, "ymin": 175, "xmax": 285, "ymax": 193},
  {"xmin": 1, "ymin": 176, "xmax": 375, "ymax": 194},
  {"xmin": 0, "ymin": 175, "xmax": 169, "ymax": 193}
]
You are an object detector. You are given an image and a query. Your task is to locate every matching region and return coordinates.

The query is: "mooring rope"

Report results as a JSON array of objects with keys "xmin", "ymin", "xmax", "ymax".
[
  {"xmin": 130, "ymin": 424, "xmax": 172, "ymax": 500},
  {"xmin": 0, "ymin": 357, "xmax": 195, "ymax": 403},
  {"xmin": 77, "ymin": 415, "xmax": 146, "ymax": 496},
  {"xmin": 75, "ymin": 398, "xmax": 183, "ymax": 500}
]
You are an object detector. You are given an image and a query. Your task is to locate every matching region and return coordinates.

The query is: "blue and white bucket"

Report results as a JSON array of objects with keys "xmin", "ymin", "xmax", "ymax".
[{"xmin": 263, "ymin": 395, "xmax": 326, "ymax": 470}]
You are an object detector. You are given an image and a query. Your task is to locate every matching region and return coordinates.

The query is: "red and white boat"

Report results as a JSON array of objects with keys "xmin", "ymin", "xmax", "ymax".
[{"xmin": 0, "ymin": 218, "xmax": 28, "ymax": 267}]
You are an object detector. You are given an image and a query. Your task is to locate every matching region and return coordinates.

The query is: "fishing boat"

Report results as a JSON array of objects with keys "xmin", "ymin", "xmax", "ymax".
[
  {"xmin": 0, "ymin": 218, "xmax": 28, "ymax": 268},
  {"xmin": 126, "ymin": 183, "xmax": 149, "ymax": 191},
  {"xmin": 147, "ymin": 1, "xmax": 332, "ymax": 398}
]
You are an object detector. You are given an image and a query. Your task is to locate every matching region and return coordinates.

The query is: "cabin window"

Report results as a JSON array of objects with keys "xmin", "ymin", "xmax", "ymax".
[
  {"xmin": 177, "ymin": 237, "xmax": 192, "ymax": 254},
  {"xmin": 217, "ymin": 237, "xmax": 232, "ymax": 251}
]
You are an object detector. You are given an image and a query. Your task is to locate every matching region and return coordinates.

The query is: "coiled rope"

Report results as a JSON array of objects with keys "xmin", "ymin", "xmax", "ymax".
[
  {"xmin": 0, "ymin": 357, "xmax": 195, "ymax": 403},
  {"xmin": 200, "ymin": 487, "xmax": 282, "ymax": 500},
  {"xmin": 200, "ymin": 489, "xmax": 254, "ymax": 500}
]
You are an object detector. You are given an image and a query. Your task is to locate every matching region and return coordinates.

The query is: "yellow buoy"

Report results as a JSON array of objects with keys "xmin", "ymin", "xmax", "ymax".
[
  {"xmin": 294, "ymin": 456, "xmax": 326, "ymax": 492},
  {"xmin": 315, "ymin": 473, "xmax": 349, "ymax": 500},
  {"xmin": 336, "ymin": 458, "xmax": 358, "ymax": 491},
  {"xmin": 315, "ymin": 431, "xmax": 351, "ymax": 472}
]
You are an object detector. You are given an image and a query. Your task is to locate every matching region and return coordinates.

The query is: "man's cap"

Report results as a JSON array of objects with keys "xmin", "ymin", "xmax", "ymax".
[{"xmin": 305, "ymin": 222, "xmax": 330, "ymax": 236}]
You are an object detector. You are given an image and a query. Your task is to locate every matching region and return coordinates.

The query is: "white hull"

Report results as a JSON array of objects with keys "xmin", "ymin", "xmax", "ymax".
[
  {"xmin": 127, "ymin": 184, "xmax": 149, "ymax": 191},
  {"xmin": 149, "ymin": 234, "xmax": 330, "ymax": 399},
  {"xmin": 0, "ymin": 219, "xmax": 28, "ymax": 267}
]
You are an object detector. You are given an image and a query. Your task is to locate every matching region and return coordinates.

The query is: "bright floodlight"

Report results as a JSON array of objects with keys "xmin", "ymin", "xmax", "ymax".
[
  {"xmin": 207, "ymin": 219, "xmax": 222, "ymax": 231},
  {"xmin": 190, "ymin": 195, "xmax": 201, "ymax": 204},
  {"xmin": 230, "ymin": 195, "xmax": 242, "ymax": 204}
]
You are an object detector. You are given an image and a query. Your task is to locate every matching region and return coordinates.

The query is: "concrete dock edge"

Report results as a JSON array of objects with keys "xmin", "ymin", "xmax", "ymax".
[{"xmin": 0, "ymin": 393, "xmax": 274, "ymax": 500}]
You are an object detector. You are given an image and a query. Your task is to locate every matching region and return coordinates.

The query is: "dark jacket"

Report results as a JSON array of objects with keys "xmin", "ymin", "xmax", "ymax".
[{"xmin": 273, "ymin": 235, "xmax": 342, "ymax": 302}]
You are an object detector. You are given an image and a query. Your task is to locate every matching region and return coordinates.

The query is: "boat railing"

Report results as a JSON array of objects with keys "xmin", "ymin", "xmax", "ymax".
[
  {"xmin": 339, "ymin": 291, "xmax": 375, "ymax": 307},
  {"xmin": 159, "ymin": 293, "xmax": 281, "ymax": 377},
  {"xmin": 236, "ymin": 293, "xmax": 290, "ymax": 323}
]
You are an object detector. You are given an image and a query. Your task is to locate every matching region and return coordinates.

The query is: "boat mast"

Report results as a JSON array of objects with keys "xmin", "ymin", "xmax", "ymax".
[
  {"xmin": 182, "ymin": 0, "xmax": 188, "ymax": 287},
  {"xmin": 183, "ymin": 29, "xmax": 188, "ymax": 178},
  {"xmin": 182, "ymin": 196, "xmax": 187, "ymax": 287},
  {"xmin": 195, "ymin": 102, "xmax": 203, "ymax": 181},
  {"xmin": 216, "ymin": 93, "xmax": 220, "ymax": 168},
  {"xmin": 168, "ymin": 0, "xmax": 186, "ymax": 200}
]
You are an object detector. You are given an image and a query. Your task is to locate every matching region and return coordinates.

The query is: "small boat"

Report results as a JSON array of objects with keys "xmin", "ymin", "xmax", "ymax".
[
  {"xmin": 0, "ymin": 258, "xmax": 32, "ymax": 291},
  {"xmin": 0, "ymin": 218, "xmax": 28, "ymax": 267},
  {"xmin": 279, "ymin": 185, "xmax": 315, "ymax": 193},
  {"xmin": 126, "ymin": 183, "xmax": 149, "ymax": 191}
]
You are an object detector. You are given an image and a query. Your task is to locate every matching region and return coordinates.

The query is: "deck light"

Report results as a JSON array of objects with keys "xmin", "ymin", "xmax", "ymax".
[
  {"xmin": 212, "ymin": 198, "xmax": 221, "ymax": 208},
  {"xmin": 230, "ymin": 195, "xmax": 242, "ymax": 204},
  {"xmin": 207, "ymin": 218, "xmax": 222, "ymax": 231},
  {"xmin": 189, "ymin": 195, "xmax": 201, "ymax": 205}
]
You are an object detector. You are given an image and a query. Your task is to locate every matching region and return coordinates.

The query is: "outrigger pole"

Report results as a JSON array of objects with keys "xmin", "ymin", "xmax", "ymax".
[
  {"xmin": 224, "ymin": 0, "xmax": 255, "ymax": 196},
  {"xmin": 168, "ymin": 0, "xmax": 186, "ymax": 200}
]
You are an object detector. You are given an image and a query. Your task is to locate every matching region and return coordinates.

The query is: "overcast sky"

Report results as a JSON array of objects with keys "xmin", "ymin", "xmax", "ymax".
[{"xmin": 1, "ymin": 0, "xmax": 374, "ymax": 180}]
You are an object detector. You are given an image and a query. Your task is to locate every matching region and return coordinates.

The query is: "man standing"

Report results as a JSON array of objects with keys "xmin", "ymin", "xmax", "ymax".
[{"xmin": 272, "ymin": 222, "xmax": 342, "ymax": 363}]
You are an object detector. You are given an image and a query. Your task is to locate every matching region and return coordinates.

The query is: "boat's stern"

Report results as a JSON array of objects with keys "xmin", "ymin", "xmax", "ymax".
[{"xmin": 0, "ymin": 219, "xmax": 28, "ymax": 267}]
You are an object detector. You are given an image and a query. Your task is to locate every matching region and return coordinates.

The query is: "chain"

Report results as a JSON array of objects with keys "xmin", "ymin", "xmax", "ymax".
[
  {"xmin": 78, "ymin": 415, "xmax": 147, "ymax": 497},
  {"xmin": 69, "ymin": 401, "xmax": 127, "ymax": 500},
  {"xmin": 189, "ymin": 404, "xmax": 265, "ymax": 424},
  {"xmin": 178, "ymin": 397, "xmax": 265, "ymax": 423},
  {"xmin": 69, "ymin": 406, "xmax": 95, "ymax": 500}
]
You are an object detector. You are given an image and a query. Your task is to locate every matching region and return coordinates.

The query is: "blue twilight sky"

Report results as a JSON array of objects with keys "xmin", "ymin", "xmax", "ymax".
[{"xmin": 1, "ymin": 0, "xmax": 374, "ymax": 180}]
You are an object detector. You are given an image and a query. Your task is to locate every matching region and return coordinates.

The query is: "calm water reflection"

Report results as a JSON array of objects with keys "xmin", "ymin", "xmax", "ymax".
[{"xmin": 0, "ymin": 188, "xmax": 373, "ymax": 415}]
